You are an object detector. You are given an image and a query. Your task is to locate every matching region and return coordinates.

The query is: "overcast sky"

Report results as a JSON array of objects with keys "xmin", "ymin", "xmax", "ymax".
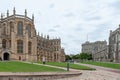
[{"xmin": 0, "ymin": 0, "xmax": 120, "ymax": 54}]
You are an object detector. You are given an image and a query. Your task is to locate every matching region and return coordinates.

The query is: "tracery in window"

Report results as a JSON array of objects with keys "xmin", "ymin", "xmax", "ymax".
[
  {"xmin": 17, "ymin": 40, "xmax": 23, "ymax": 53},
  {"xmin": 26, "ymin": 24, "xmax": 31, "ymax": 37},
  {"xmin": 28, "ymin": 41, "xmax": 32, "ymax": 54},
  {"xmin": 17, "ymin": 22, "xmax": 23, "ymax": 36},
  {"xmin": 2, "ymin": 39, "xmax": 6, "ymax": 48}
]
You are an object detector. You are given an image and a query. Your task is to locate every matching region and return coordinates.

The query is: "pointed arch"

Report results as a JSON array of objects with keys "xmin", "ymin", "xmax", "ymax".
[
  {"xmin": 10, "ymin": 22, "xmax": 14, "ymax": 32},
  {"xmin": 2, "ymin": 39, "xmax": 6, "ymax": 48},
  {"xmin": 17, "ymin": 21, "xmax": 23, "ymax": 36},
  {"xmin": 3, "ymin": 53, "xmax": 9, "ymax": 60},
  {"xmin": 2, "ymin": 23, "xmax": 6, "ymax": 35},
  {"xmin": 28, "ymin": 41, "xmax": 32, "ymax": 54},
  {"xmin": 26, "ymin": 24, "xmax": 31, "ymax": 37},
  {"xmin": 17, "ymin": 40, "xmax": 23, "ymax": 53}
]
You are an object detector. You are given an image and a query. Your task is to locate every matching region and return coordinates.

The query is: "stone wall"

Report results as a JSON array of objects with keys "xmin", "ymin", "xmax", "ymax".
[{"xmin": 0, "ymin": 72, "xmax": 81, "ymax": 80}]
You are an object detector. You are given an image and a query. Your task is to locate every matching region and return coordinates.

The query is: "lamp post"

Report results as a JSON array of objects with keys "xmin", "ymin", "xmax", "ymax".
[{"xmin": 67, "ymin": 61, "xmax": 69, "ymax": 71}]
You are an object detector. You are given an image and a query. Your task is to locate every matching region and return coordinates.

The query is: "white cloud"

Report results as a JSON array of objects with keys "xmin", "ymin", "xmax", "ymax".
[{"xmin": 0, "ymin": 0, "xmax": 120, "ymax": 54}]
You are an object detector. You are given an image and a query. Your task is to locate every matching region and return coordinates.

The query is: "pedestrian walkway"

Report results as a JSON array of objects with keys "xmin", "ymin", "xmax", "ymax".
[
  {"xmin": 21, "ymin": 61, "xmax": 120, "ymax": 80},
  {"xmin": 57, "ymin": 63, "xmax": 120, "ymax": 80},
  {"xmin": 75, "ymin": 62, "xmax": 120, "ymax": 73},
  {"xmin": 23, "ymin": 61, "xmax": 79, "ymax": 71}
]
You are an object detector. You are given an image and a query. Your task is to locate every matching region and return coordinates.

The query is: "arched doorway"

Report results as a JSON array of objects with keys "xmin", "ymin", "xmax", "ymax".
[
  {"xmin": 3, "ymin": 53, "xmax": 9, "ymax": 60},
  {"xmin": 19, "ymin": 56, "xmax": 21, "ymax": 60}
]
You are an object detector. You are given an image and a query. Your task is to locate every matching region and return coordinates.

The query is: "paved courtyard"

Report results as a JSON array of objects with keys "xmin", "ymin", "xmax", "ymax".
[
  {"xmin": 57, "ymin": 63, "xmax": 120, "ymax": 80},
  {"xmin": 22, "ymin": 62, "xmax": 120, "ymax": 80},
  {"xmin": 57, "ymin": 70, "xmax": 120, "ymax": 80}
]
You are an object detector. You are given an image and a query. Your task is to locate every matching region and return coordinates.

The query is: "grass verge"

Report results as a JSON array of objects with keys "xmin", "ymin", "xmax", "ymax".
[
  {"xmin": 83, "ymin": 61, "xmax": 120, "ymax": 69},
  {"xmin": 0, "ymin": 61, "xmax": 65, "ymax": 72},
  {"xmin": 39, "ymin": 62, "xmax": 95, "ymax": 70}
]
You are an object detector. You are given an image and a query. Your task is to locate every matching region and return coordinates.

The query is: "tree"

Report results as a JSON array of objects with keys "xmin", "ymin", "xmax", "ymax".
[
  {"xmin": 79, "ymin": 53, "xmax": 93, "ymax": 61},
  {"xmin": 79, "ymin": 53, "xmax": 88, "ymax": 60},
  {"xmin": 72, "ymin": 54, "xmax": 80, "ymax": 59},
  {"xmin": 65, "ymin": 55, "xmax": 72, "ymax": 61},
  {"xmin": 87, "ymin": 54, "xmax": 92, "ymax": 60}
]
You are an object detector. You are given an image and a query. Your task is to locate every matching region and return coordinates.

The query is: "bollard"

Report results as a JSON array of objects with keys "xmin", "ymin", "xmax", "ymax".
[{"xmin": 67, "ymin": 62, "xmax": 69, "ymax": 71}]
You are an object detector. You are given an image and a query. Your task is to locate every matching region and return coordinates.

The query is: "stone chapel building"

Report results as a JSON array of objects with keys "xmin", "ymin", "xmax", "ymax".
[{"xmin": 0, "ymin": 8, "xmax": 65, "ymax": 62}]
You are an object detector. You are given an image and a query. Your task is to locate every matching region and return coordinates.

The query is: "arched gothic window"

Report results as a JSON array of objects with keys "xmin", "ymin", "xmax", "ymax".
[
  {"xmin": 28, "ymin": 41, "xmax": 32, "ymax": 54},
  {"xmin": 17, "ymin": 40, "xmax": 23, "ymax": 53},
  {"xmin": 2, "ymin": 39, "xmax": 6, "ymax": 48},
  {"xmin": 54, "ymin": 53, "xmax": 56, "ymax": 60},
  {"xmin": 26, "ymin": 24, "xmax": 31, "ymax": 37},
  {"xmin": 2, "ymin": 24, "xmax": 6, "ymax": 35},
  {"xmin": 9, "ymin": 40, "xmax": 11, "ymax": 48},
  {"xmin": 10, "ymin": 22, "xmax": 14, "ymax": 32},
  {"xmin": 17, "ymin": 22, "xmax": 23, "ymax": 36}
]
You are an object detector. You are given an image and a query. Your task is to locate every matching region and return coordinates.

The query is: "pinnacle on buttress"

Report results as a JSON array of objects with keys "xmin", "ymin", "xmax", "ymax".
[
  {"xmin": 13, "ymin": 7, "xmax": 16, "ymax": 15},
  {"xmin": 7, "ymin": 10, "xmax": 9, "ymax": 17},
  {"xmin": 25, "ymin": 9, "xmax": 27, "ymax": 17},
  {"xmin": 47, "ymin": 35, "xmax": 49, "ymax": 39},
  {"xmin": 32, "ymin": 14, "xmax": 34, "ymax": 22}
]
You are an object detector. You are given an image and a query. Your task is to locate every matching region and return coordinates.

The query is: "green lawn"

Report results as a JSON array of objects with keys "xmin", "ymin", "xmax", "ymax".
[
  {"xmin": 39, "ymin": 62, "xmax": 95, "ymax": 70},
  {"xmin": 83, "ymin": 61, "xmax": 120, "ymax": 69},
  {"xmin": 0, "ymin": 61, "xmax": 65, "ymax": 72}
]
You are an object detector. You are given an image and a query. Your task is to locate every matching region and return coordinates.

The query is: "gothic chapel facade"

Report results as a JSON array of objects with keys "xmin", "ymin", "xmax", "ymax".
[{"xmin": 0, "ymin": 8, "xmax": 65, "ymax": 62}]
